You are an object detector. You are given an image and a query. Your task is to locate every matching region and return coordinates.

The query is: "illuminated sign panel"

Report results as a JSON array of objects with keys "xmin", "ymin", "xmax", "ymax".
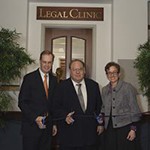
[{"xmin": 37, "ymin": 7, "xmax": 104, "ymax": 21}]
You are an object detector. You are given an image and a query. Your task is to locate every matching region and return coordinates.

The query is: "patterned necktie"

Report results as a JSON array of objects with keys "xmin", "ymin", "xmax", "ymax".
[
  {"xmin": 76, "ymin": 84, "xmax": 85, "ymax": 112},
  {"xmin": 43, "ymin": 74, "xmax": 48, "ymax": 98}
]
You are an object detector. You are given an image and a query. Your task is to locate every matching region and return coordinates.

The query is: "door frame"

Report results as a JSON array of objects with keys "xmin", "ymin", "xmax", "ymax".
[{"xmin": 44, "ymin": 26, "xmax": 93, "ymax": 78}]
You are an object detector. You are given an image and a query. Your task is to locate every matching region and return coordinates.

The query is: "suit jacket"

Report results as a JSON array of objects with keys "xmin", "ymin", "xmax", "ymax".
[
  {"xmin": 53, "ymin": 78, "xmax": 102, "ymax": 147},
  {"xmin": 18, "ymin": 69, "xmax": 58, "ymax": 137},
  {"xmin": 101, "ymin": 80, "xmax": 141, "ymax": 129}
]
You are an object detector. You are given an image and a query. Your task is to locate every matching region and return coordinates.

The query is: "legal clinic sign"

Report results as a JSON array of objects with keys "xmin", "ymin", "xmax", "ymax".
[{"xmin": 37, "ymin": 7, "xmax": 104, "ymax": 21}]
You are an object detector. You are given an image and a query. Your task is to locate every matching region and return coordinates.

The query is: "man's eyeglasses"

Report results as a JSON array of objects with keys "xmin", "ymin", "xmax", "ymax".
[{"xmin": 71, "ymin": 68, "xmax": 84, "ymax": 72}]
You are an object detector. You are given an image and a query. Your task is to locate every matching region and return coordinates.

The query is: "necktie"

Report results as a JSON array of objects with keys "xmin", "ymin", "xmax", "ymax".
[
  {"xmin": 43, "ymin": 74, "xmax": 48, "ymax": 98},
  {"xmin": 76, "ymin": 84, "xmax": 85, "ymax": 112}
]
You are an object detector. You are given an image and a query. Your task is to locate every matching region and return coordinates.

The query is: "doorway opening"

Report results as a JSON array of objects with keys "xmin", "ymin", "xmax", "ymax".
[{"xmin": 45, "ymin": 28, "xmax": 92, "ymax": 78}]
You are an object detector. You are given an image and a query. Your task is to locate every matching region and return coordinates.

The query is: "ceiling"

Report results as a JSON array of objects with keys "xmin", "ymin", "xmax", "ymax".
[{"xmin": 29, "ymin": 0, "xmax": 112, "ymax": 4}]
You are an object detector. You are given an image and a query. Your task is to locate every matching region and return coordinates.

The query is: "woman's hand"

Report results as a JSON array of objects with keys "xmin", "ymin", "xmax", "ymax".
[{"xmin": 127, "ymin": 130, "xmax": 136, "ymax": 141}]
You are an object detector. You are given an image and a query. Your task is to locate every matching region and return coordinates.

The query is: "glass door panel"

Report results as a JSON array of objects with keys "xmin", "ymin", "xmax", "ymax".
[
  {"xmin": 52, "ymin": 37, "xmax": 66, "ymax": 80},
  {"xmin": 71, "ymin": 37, "xmax": 85, "ymax": 62}
]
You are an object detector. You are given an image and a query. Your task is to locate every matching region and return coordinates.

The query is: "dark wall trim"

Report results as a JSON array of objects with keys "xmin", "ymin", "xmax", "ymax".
[{"xmin": 0, "ymin": 111, "xmax": 21, "ymax": 121}]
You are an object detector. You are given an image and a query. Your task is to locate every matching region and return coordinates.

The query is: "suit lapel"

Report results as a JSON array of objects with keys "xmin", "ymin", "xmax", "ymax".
[
  {"xmin": 84, "ymin": 79, "xmax": 91, "ymax": 112},
  {"xmin": 69, "ymin": 79, "xmax": 78, "ymax": 98},
  {"xmin": 48, "ymin": 73, "xmax": 55, "ymax": 98}
]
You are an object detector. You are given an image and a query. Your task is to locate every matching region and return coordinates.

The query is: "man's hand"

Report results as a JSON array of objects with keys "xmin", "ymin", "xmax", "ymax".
[
  {"xmin": 52, "ymin": 125, "xmax": 57, "ymax": 136},
  {"xmin": 35, "ymin": 116, "xmax": 46, "ymax": 129},
  {"xmin": 65, "ymin": 111, "xmax": 75, "ymax": 125},
  {"xmin": 97, "ymin": 126, "xmax": 104, "ymax": 135}
]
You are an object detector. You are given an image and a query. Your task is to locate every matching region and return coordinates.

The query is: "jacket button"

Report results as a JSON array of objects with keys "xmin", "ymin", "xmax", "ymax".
[
  {"xmin": 113, "ymin": 98, "xmax": 115, "ymax": 100},
  {"xmin": 115, "ymin": 124, "xmax": 117, "ymax": 126},
  {"xmin": 113, "ymin": 106, "xmax": 115, "ymax": 109}
]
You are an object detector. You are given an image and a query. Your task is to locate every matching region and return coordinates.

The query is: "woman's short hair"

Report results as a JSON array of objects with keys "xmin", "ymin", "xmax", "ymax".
[{"xmin": 105, "ymin": 62, "xmax": 120, "ymax": 74}]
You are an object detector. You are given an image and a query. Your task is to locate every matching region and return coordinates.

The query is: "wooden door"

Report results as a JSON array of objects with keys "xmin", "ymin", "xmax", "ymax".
[{"xmin": 45, "ymin": 28, "xmax": 92, "ymax": 78}]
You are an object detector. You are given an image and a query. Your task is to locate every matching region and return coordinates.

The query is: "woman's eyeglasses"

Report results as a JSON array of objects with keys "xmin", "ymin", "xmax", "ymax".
[{"xmin": 106, "ymin": 72, "xmax": 118, "ymax": 77}]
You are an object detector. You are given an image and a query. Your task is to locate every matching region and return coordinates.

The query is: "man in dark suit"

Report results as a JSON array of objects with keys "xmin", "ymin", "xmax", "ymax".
[
  {"xmin": 53, "ymin": 59, "xmax": 103, "ymax": 150},
  {"xmin": 18, "ymin": 50, "xmax": 58, "ymax": 150}
]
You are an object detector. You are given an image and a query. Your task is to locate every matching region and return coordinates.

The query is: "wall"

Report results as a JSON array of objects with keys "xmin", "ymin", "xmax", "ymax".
[
  {"xmin": 0, "ymin": 0, "xmax": 28, "ymax": 111},
  {"xmin": 113, "ymin": 0, "xmax": 147, "ymax": 60},
  {"xmin": 0, "ymin": 0, "xmax": 28, "ymax": 48},
  {"xmin": 0, "ymin": 120, "xmax": 22, "ymax": 150},
  {"xmin": 112, "ymin": 0, "xmax": 148, "ymax": 111}
]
